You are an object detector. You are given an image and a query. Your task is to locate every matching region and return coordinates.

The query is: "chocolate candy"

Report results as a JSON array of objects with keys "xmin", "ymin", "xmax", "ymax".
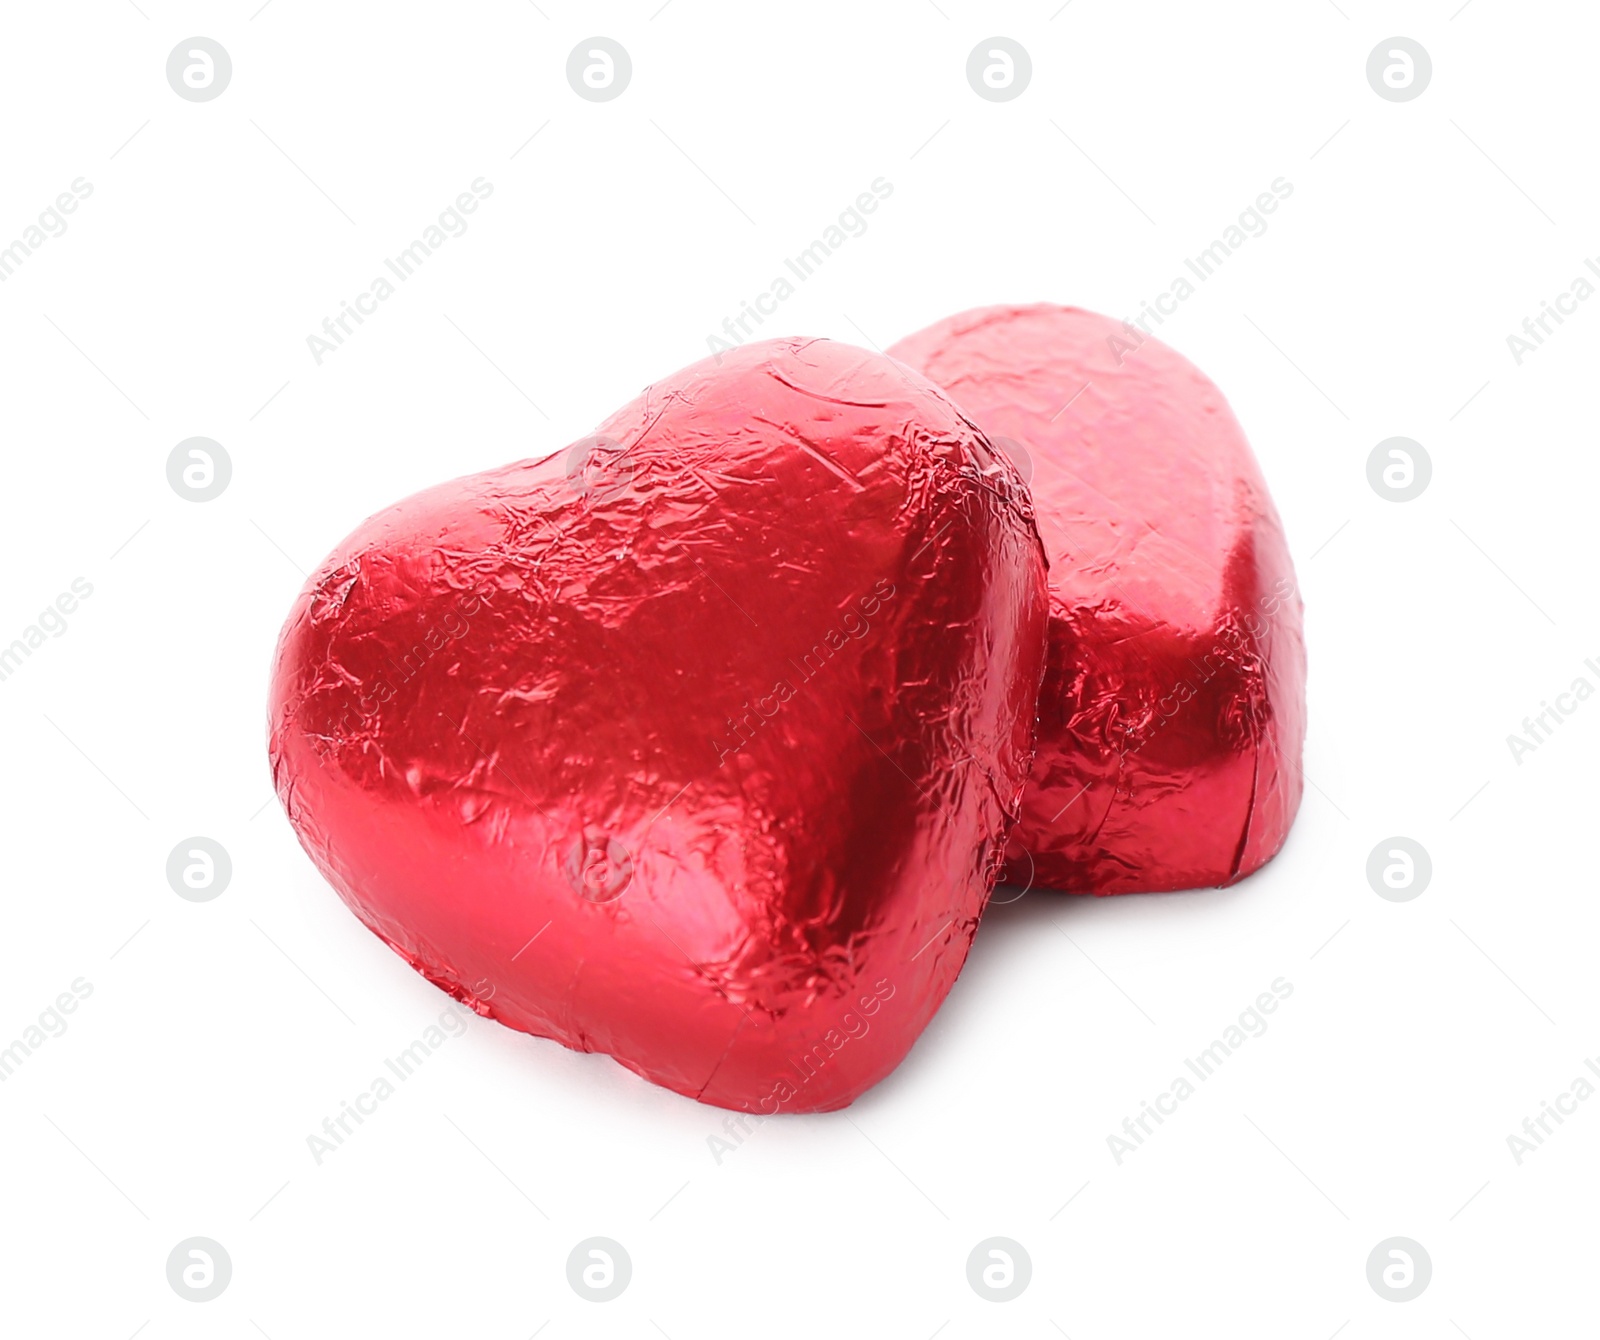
[
  {"xmin": 890, "ymin": 305, "xmax": 1305, "ymax": 893},
  {"xmin": 269, "ymin": 337, "xmax": 1046, "ymax": 1110}
]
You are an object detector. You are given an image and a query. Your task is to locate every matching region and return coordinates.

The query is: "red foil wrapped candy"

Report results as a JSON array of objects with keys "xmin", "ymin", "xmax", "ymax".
[
  {"xmin": 890, "ymin": 305, "xmax": 1305, "ymax": 894},
  {"xmin": 268, "ymin": 337, "xmax": 1047, "ymax": 1111}
]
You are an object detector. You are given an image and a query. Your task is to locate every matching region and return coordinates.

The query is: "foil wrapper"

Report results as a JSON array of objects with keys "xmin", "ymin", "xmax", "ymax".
[
  {"xmin": 890, "ymin": 305, "xmax": 1305, "ymax": 894},
  {"xmin": 268, "ymin": 337, "xmax": 1047, "ymax": 1111}
]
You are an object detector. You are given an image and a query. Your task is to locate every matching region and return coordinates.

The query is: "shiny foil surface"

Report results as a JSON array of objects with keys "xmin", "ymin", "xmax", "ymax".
[
  {"xmin": 268, "ymin": 337, "xmax": 1048, "ymax": 1112},
  {"xmin": 889, "ymin": 305, "xmax": 1306, "ymax": 895}
]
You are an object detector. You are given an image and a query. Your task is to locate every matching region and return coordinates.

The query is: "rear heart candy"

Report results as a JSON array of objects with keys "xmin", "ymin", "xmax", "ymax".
[
  {"xmin": 268, "ymin": 337, "xmax": 1047, "ymax": 1111},
  {"xmin": 890, "ymin": 305, "xmax": 1306, "ymax": 895}
]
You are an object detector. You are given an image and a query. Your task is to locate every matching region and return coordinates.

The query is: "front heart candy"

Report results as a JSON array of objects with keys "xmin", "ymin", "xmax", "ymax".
[
  {"xmin": 890, "ymin": 305, "xmax": 1306, "ymax": 895},
  {"xmin": 268, "ymin": 337, "xmax": 1047, "ymax": 1112}
]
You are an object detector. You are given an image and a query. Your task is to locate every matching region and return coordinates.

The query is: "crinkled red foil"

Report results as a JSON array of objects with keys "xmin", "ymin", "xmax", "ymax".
[
  {"xmin": 890, "ymin": 305, "xmax": 1305, "ymax": 894},
  {"xmin": 268, "ymin": 337, "xmax": 1047, "ymax": 1111}
]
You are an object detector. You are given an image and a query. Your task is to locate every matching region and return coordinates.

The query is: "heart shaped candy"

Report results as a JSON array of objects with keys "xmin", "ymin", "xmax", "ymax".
[
  {"xmin": 890, "ymin": 305, "xmax": 1305, "ymax": 894},
  {"xmin": 268, "ymin": 337, "xmax": 1047, "ymax": 1111}
]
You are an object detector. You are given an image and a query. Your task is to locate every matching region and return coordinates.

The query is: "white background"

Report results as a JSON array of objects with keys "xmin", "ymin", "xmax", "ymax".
[{"xmin": 1, "ymin": 2, "xmax": 1595, "ymax": 1336}]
